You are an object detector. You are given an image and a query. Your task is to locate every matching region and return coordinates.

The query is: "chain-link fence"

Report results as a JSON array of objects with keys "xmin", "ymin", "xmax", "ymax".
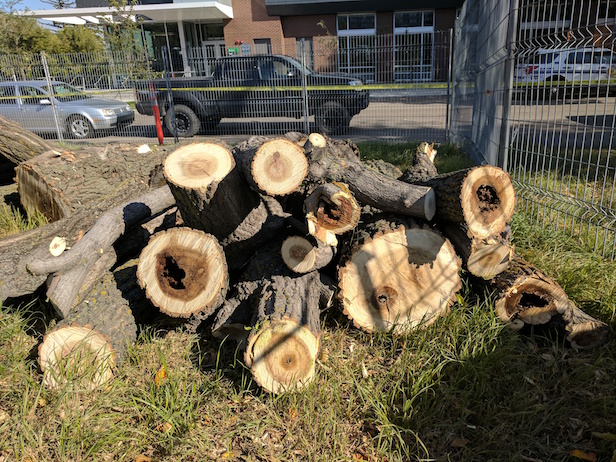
[
  {"xmin": 450, "ymin": 0, "xmax": 616, "ymax": 259},
  {"xmin": 0, "ymin": 31, "xmax": 452, "ymax": 144}
]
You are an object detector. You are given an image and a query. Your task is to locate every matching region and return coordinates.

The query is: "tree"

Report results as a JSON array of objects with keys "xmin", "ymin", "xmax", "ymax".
[
  {"xmin": 101, "ymin": 0, "xmax": 141, "ymax": 54},
  {"xmin": 38, "ymin": 0, "xmax": 75, "ymax": 9},
  {"xmin": 55, "ymin": 25, "xmax": 104, "ymax": 53}
]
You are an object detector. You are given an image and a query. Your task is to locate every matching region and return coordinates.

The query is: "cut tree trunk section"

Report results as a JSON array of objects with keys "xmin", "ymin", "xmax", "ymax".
[
  {"xmin": 233, "ymin": 136, "xmax": 309, "ymax": 196},
  {"xmin": 490, "ymin": 255, "xmax": 609, "ymax": 349},
  {"xmin": 137, "ymin": 227, "xmax": 228, "ymax": 321},
  {"xmin": 338, "ymin": 216, "xmax": 461, "ymax": 333},
  {"xmin": 281, "ymin": 235, "xmax": 336, "ymax": 274},
  {"xmin": 0, "ymin": 114, "xmax": 56, "ymax": 165}
]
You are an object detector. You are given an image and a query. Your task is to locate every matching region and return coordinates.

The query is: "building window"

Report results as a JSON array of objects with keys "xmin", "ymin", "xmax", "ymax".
[
  {"xmin": 337, "ymin": 13, "xmax": 376, "ymax": 82},
  {"xmin": 518, "ymin": 0, "xmax": 573, "ymax": 44},
  {"xmin": 393, "ymin": 11, "xmax": 435, "ymax": 82},
  {"xmin": 254, "ymin": 38, "xmax": 271, "ymax": 55}
]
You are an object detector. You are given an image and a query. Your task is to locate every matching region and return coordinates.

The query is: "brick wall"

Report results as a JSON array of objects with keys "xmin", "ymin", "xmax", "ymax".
[{"xmin": 223, "ymin": 0, "xmax": 286, "ymax": 54}]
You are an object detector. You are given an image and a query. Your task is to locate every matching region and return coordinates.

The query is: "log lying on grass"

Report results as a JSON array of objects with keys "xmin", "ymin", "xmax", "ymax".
[
  {"xmin": 490, "ymin": 255, "xmax": 610, "ymax": 350},
  {"xmin": 0, "ymin": 114, "xmax": 56, "ymax": 165},
  {"xmin": 338, "ymin": 216, "xmax": 462, "ymax": 333},
  {"xmin": 16, "ymin": 143, "xmax": 168, "ymax": 222},
  {"xmin": 38, "ymin": 259, "xmax": 152, "ymax": 390}
]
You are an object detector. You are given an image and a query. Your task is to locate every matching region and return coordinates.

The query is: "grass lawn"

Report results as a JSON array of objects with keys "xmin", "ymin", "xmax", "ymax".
[{"xmin": 0, "ymin": 142, "xmax": 614, "ymax": 462}]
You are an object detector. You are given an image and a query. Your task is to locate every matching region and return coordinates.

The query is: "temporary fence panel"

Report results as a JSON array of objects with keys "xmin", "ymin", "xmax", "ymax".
[{"xmin": 451, "ymin": 0, "xmax": 616, "ymax": 259}]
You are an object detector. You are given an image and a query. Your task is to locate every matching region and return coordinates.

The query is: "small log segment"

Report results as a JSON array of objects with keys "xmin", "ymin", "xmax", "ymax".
[
  {"xmin": 137, "ymin": 227, "xmax": 228, "ymax": 324},
  {"xmin": 304, "ymin": 182, "xmax": 361, "ymax": 246},
  {"xmin": 233, "ymin": 136, "xmax": 309, "ymax": 196},
  {"xmin": 16, "ymin": 143, "xmax": 168, "ymax": 222},
  {"xmin": 281, "ymin": 235, "xmax": 336, "ymax": 274},
  {"xmin": 304, "ymin": 133, "xmax": 436, "ymax": 221},
  {"xmin": 490, "ymin": 255, "xmax": 610, "ymax": 349},
  {"xmin": 399, "ymin": 142, "xmax": 438, "ymax": 183},
  {"xmin": 338, "ymin": 215, "xmax": 462, "ymax": 333},
  {"xmin": 26, "ymin": 186, "xmax": 176, "ymax": 318},
  {"xmin": 163, "ymin": 141, "xmax": 288, "ymax": 270},
  {"xmin": 402, "ymin": 164, "xmax": 516, "ymax": 239},
  {"xmin": 0, "ymin": 114, "xmax": 56, "ymax": 165},
  {"xmin": 38, "ymin": 260, "xmax": 149, "ymax": 390}
]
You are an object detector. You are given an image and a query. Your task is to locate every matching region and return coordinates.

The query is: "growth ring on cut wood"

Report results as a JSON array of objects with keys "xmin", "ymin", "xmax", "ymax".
[
  {"xmin": 163, "ymin": 142, "xmax": 234, "ymax": 189},
  {"xmin": 251, "ymin": 139, "xmax": 308, "ymax": 195},
  {"xmin": 467, "ymin": 240, "xmax": 514, "ymax": 280},
  {"xmin": 461, "ymin": 166, "xmax": 516, "ymax": 239},
  {"xmin": 38, "ymin": 326, "xmax": 115, "ymax": 390},
  {"xmin": 245, "ymin": 318, "xmax": 319, "ymax": 394},
  {"xmin": 137, "ymin": 227, "xmax": 228, "ymax": 318},
  {"xmin": 339, "ymin": 226, "xmax": 461, "ymax": 333}
]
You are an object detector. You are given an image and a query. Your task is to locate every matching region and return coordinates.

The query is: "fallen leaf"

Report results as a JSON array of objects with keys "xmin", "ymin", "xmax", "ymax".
[
  {"xmin": 134, "ymin": 455, "xmax": 157, "ymax": 462},
  {"xmin": 220, "ymin": 450, "xmax": 234, "ymax": 459},
  {"xmin": 450, "ymin": 438, "xmax": 470, "ymax": 448},
  {"xmin": 154, "ymin": 366, "xmax": 167, "ymax": 387},
  {"xmin": 353, "ymin": 453, "xmax": 368, "ymax": 460},
  {"xmin": 288, "ymin": 408, "xmax": 298, "ymax": 421},
  {"xmin": 570, "ymin": 449, "xmax": 597, "ymax": 461},
  {"xmin": 155, "ymin": 422, "xmax": 172, "ymax": 433}
]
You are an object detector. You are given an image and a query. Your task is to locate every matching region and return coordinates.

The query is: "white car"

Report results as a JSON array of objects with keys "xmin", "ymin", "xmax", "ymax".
[{"xmin": 515, "ymin": 47, "xmax": 616, "ymax": 83}]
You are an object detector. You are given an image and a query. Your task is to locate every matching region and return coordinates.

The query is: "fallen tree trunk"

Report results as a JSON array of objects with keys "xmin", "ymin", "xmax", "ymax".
[
  {"xmin": 490, "ymin": 255, "xmax": 610, "ymax": 349},
  {"xmin": 338, "ymin": 215, "xmax": 461, "ymax": 333},
  {"xmin": 16, "ymin": 143, "xmax": 168, "ymax": 221},
  {"xmin": 304, "ymin": 133, "xmax": 436, "ymax": 221},
  {"xmin": 136, "ymin": 227, "xmax": 228, "ymax": 323},
  {"xmin": 0, "ymin": 115, "xmax": 56, "ymax": 165},
  {"xmin": 26, "ymin": 185, "xmax": 176, "ymax": 318}
]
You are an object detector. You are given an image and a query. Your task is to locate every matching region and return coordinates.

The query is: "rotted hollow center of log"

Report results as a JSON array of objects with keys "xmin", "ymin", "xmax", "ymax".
[
  {"xmin": 290, "ymin": 244, "xmax": 309, "ymax": 261},
  {"xmin": 156, "ymin": 251, "xmax": 205, "ymax": 299},
  {"xmin": 316, "ymin": 198, "xmax": 353, "ymax": 229},
  {"xmin": 266, "ymin": 151, "xmax": 291, "ymax": 181},
  {"xmin": 476, "ymin": 185, "xmax": 501, "ymax": 214},
  {"xmin": 372, "ymin": 286, "xmax": 399, "ymax": 314}
]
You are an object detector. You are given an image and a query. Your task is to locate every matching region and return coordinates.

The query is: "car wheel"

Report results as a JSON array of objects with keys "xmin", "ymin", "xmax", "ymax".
[
  {"xmin": 67, "ymin": 115, "xmax": 93, "ymax": 139},
  {"xmin": 164, "ymin": 104, "xmax": 200, "ymax": 137},
  {"xmin": 316, "ymin": 101, "xmax": 350, "ymax": 135}
]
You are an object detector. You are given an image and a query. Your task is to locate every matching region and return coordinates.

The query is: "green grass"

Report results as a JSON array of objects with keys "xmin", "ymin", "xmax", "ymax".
[
  {"xmin": 1, "ymin": 142, "xmax": 615, "ymax": 461},
  {"xmin": 0, "ymin": 194, "xmax": 48, "ymax": 238}
]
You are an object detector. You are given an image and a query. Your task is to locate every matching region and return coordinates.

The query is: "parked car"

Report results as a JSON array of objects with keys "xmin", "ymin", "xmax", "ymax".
[
  {"xmin": 135, "ymin": 54, "xmax": 370, "ymax": 137},
  {"xmin": 515, "ymin": 47, "xmax": 616, "ymax": 83},
  {"xmin": 0, "ymin": 80, "xmax": 134, "ymax": 139}
]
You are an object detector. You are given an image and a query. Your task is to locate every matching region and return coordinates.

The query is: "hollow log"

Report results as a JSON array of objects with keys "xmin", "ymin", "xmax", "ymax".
[
  {"xmin": 0, "ymin": 115, "xmax": 56, "ymax": 164},
  {"xmin": 233, "ymin": 136, "xmax": 309, "ymax": 196},
  {"xmin": 303, "ymin": 133, "xmax": 436, "ymax": 221},
  {"xmin": 403, "ymin": 165, "xmax": 516, "ymax": 239},
  {"xmin": 26, "ymin": 186, "xmax": 176, "ymax": 318},
  {"xmin": 338, "ymin": 215, "xmax": 462, "ymax": 333},
  {"xmin": 490, "ymin": 255, "xmax": 610, "ymax": 349},
  {"xmin": 136, "ymin": 227, "xmax": 228, "ymax": 322},
  {"xmin": 38, "ymin": 259, "xmax": 152, "ymax": 390},
  {"xmin": 16, "ymin": 143, "xmax": 168, "ymax": 222},
  {"xmin": 304, "ymin": 182, "xmax": 361, "ymax": 245}
]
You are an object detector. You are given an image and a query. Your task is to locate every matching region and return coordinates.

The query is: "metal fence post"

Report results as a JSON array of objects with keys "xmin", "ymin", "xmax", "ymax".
[
  {"xmin": 498, "ymin": 0, "xmax": 519, "ymax": 171},
  {"xmin": 445, "ymin": 28, "xmax": 453, "ymax": 143},
  {"xmin": 300, "ymin": 39, "xmax": 310, "ymax": 134},
  {"xmin": 162, "ymin": 45, "xmax": 178, "ymax": 143},
  {"xmin": 41, "ymin": 51, "xmax": 64, "ymax": 143}
]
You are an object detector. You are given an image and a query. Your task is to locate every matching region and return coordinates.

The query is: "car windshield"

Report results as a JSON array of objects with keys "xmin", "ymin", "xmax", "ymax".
[{"xmin": 47, "ymin": 83, "xmax": 90, "ymax": 102}]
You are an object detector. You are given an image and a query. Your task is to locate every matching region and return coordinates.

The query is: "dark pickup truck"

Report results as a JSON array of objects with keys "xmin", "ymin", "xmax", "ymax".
[{"xmin": 135, "ymin": 54, "xmax": 370, "ymax": 137}]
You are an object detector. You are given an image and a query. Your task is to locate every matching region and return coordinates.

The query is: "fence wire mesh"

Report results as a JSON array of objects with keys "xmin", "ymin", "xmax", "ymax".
[{"xmin": 451, "ymin": 0, "xmax": 616, "ymax": 259}]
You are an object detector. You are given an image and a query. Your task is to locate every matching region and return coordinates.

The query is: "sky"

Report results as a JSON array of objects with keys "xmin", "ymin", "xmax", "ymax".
[{"xmin": 16, "ymin": 0, "xmax": 56, "ymax": 12}]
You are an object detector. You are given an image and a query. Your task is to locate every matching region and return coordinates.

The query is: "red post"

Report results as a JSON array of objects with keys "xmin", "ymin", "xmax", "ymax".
[{"xmin": 149, "ymin": 83, "xmax": 164, "ymax": 145}]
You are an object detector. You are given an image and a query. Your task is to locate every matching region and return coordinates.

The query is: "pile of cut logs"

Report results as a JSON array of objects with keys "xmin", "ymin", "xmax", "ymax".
[{"xmin": 0, "ymin": 127, "xmax": 610, "ymax": 393}]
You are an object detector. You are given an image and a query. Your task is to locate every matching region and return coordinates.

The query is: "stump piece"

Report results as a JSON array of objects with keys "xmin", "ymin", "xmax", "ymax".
[
  {"xmin": 234, "ymin": 137, "xmax": 308, "ymax": 196},
  {"xmin": 281, "ymin": 235, "xmax": 336, "ymax": 274},
  {"xmin": 137, "ymin": 227, "xmax": 228, "ymax": 319},
  {"xmin": 339, "ymin": 217, "xmax": 461, "ymax": 333},
  {"xmin": 304, "ymin": 182, "xmax": 361, "ymax": 241}
]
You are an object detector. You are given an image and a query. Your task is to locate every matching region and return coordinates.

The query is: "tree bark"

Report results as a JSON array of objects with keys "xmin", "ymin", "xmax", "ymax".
[
  {"xmin": 0, "ymin": 115, "xmax": 56, "ymax": 165},
  {"xmin": 26, "ymin": 186, "xmax": 176, "ymax": 318},
  {"xmin": 233, "ymin": 136, "xmax": 309, "ymax": 196},
  {"xmin": 16, "ymin": 143, "xmax": 168, "ymax": 221},
  {"xmin": 136, "ymin": 227, "xmax": 228, "ymax": 322},
  {"xmin": 338, "ymin": 215, "xmax": 461, "ymax": 333},
  {"xmin": 489, "ymin": 255, "xmax": 610, "ymax": 349}
]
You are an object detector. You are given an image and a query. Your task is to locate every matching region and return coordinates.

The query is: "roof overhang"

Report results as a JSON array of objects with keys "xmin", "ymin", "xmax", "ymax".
[
  {"xmin": 20, "ymin": 1, "xmax": 233, "ymax": 25},
  {"xmin": 264, "ymin": 0, "xmax": 464, "ymax": 16}
]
